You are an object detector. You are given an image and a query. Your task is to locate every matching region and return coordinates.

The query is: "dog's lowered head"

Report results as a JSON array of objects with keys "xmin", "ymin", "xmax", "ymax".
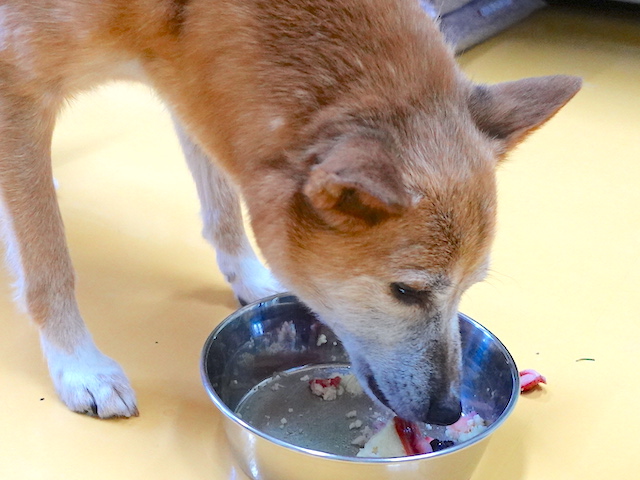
[
  {"xmin": 243, "ymin": 77, "xmax": 581, "ymax": 426},
  {"xmin": 185, "ymin": 1, "xmax": 582, "ymax": 425}
]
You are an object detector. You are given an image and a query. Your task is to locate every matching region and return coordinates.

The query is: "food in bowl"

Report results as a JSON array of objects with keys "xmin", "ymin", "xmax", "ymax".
[
  {"xmin": 357, "ymin": 414, "xmax": 487, "ymax": 458},
  {"xmin": 308, "ymin": 375, "xmax": 487, "ymax": 458},
  {"xmin": 309, "ymin": 374, "xmax": 364, "ymax": 400},
  {"xmin": 354, "ymin": 366, "xmax": 544, "ymax": 458},
  {"xmin": 445, "ymin": 412, "xmax": 487, "ymax": 443},
  {"xmin": 357, "ymin": 418, "xmax": 408, "ymax": 457}
]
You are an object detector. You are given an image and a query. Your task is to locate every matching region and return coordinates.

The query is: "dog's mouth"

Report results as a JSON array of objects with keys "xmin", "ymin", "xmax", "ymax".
[
  {"xmin": 353, "ymin": 354, "xmax": 395, "ymax": 413},
  {"xmin": 365, "ymin": 374, "xmax": 392, "ymax": 411}
]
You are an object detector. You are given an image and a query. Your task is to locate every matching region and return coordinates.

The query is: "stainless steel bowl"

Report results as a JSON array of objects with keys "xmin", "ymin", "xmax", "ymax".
[{"xmin": 201, "ymin": 294, "xmax": 518, "ymax": 480}]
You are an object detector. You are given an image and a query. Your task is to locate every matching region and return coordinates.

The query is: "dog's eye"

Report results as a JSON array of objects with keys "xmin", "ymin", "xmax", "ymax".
[{"xmin": 390, "ymin": 282, "xmax": 430, "ymax": 305}]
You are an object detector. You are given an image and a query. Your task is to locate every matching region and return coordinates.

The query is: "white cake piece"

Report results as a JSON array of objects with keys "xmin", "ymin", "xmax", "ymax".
[
  {"xmin": 340, "ymin": 374, "xmax": 364, "ymax": 396},
  {"xmin": 357, "ymin": 411, "xmax": 488, "ymax": 458},
  {"xmin": 356, "ymin": 421, "xmax": 405, "ymax": 458}
]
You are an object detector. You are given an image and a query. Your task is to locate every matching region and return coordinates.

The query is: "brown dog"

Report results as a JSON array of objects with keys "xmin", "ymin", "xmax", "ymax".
[{"xmin": 0, "ymin": 0, "xmax": 580, "ymax": 423}]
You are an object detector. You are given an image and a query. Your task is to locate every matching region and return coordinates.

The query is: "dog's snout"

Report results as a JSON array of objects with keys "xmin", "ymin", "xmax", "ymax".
[{"xmin": 425, "ymin": 398, "xmax": 462, "ymax": 426}]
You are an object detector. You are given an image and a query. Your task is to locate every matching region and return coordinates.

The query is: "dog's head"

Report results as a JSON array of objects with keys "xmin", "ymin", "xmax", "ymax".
[{"xmin": 248, "ymin": 75, "xmax": 580, "ymax": 425}]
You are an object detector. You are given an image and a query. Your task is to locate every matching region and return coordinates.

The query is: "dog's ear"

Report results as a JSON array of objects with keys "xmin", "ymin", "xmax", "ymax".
[
  {"xmin": 303, "ymin": 136, "xmax": 409, "ymax": 230},
  {"xmin": 469, "ymin": 75, "xmax": 582, "ymax": 150}
]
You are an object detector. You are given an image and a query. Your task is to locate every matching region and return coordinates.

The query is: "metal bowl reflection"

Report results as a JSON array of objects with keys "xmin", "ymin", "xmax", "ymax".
[{"xmin": 201, "ymin": 294, "xmax": 518, "ymax": 480}]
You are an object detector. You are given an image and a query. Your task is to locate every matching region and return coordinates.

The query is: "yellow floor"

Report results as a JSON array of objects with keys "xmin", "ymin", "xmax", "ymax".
[{"xmin": 1, "ymin": 5, "xmax": 639, "ymax": 480}]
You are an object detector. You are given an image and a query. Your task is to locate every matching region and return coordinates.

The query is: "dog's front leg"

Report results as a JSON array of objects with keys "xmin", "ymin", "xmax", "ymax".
[
  {"xmin": 0, "ymin": 91, "xmax": 137, "ymax": 418},
  {"xmin": 173, "ymin": 120, "xmax": 283, "ymax": 305}
]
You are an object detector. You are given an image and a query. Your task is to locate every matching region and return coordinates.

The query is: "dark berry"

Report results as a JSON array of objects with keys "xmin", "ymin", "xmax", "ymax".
[{"xmin": 429, "ymin": 439, "xmax": 455, "ymax": 452}]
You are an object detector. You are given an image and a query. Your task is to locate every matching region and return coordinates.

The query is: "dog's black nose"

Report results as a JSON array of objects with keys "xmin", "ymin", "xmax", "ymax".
[{"xmin": 426, "ymin": 399, "xmax": 462, "ymax": 426}]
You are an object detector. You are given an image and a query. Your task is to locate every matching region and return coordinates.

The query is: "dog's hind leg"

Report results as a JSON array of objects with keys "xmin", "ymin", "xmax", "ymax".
[
  {"xmin": 0, "ymin": 89, "xmax": 137, "ymax": 418},
  {"xmin": 173, "ymin": 120, "xmax": 283, "ymax": 305}
]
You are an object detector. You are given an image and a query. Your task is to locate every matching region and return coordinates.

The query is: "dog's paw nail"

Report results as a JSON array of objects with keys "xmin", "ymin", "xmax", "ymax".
[
  {"xmin": 65, "ymin": 378, "xmax": 138, "ymax": 418},
  {"xmin": 84, "ymin": 390, "xmax": 99, "ymax": 416},
  {"xmin": 43, "ymin": 337, "xmax": 138, "ymax": 418}
]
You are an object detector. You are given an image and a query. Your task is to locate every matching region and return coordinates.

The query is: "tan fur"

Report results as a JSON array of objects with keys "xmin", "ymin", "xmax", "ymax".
[{"xmin": 0, "ymin": 0, "xmax": 581, "ymax": 421}]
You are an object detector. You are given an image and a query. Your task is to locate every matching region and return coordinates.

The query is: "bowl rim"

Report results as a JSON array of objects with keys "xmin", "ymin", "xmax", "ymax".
[{"xmin": 200, "ymin": 293, "xmax": 519, "ymax": 464}]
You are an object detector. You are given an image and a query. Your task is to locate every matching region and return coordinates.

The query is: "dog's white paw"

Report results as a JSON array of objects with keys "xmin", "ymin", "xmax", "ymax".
[
  {"xmin": 217, "ymin": 251, "xmax": 285, "ymax": 305},
  {"xmin": 41, "ymin": 335, "xmax": 138, "ymax": 418}
]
